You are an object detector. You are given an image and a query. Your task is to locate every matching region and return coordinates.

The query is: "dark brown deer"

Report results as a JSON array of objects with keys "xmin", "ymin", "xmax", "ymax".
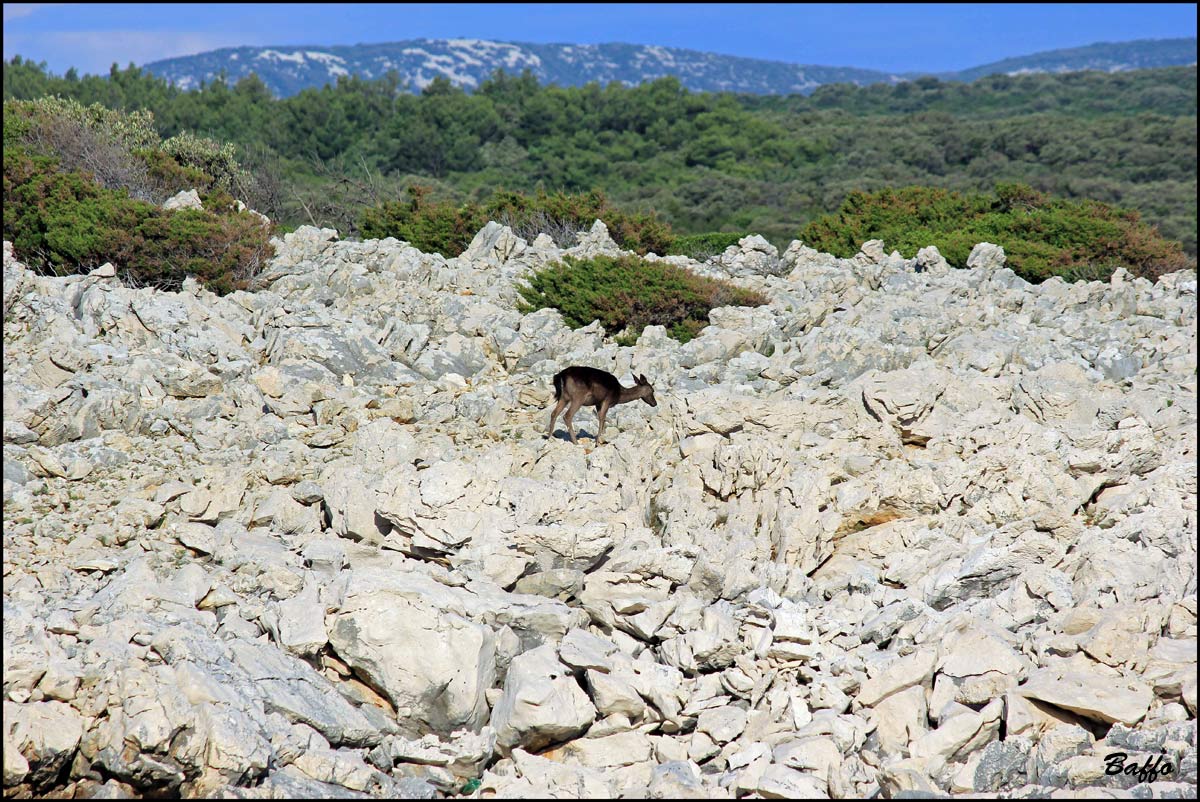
[{"xmin": 547, "ymin": 366, "xmax": 657, "ymax": 445}]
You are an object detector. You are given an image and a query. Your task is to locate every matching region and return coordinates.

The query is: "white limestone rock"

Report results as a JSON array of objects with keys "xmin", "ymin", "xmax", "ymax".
[
  {"xmin": 4, "ymin": 700, "xmax": 84, "ymax": 786},
  {"xmin": 327, "ymin": 569, "xmax": 496, "ymax": 734},
  {"xmin": 1017, "ymin": 666, "xmax": 1154, "ymax": 726},
  {"xmin": 490, "ymin": 644, "xmax": 597, "ymax": 754}
]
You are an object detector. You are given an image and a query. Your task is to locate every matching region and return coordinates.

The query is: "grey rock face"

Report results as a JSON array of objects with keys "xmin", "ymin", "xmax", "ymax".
[{"xmin": 2, "ymin": 227, "xmax": 1195, "ymax": 799}]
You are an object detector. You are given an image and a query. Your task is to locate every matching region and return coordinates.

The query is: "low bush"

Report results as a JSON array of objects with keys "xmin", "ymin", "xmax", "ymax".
[
  {"xmin": 160, "ymin": 130, "xmax": 252, "ymax": 197},
  {"xmin": 4, "ymin": 147, "xmax": 273, "ymax": 293},
  {"xmin": 3, "ymin": 98, "xmax": 274, "ymax": 293},
  {"xmin": 358, "ymin": 184, "xmax": 485, "ymax": 256},
  {"xmin": 4, "ymin": 95, "xmax": 159, "ymax": 151},
  {"xmin": 517, "ymin": 253, "xmax": 768, "ymax": 345},
  {"xmin": 5, "ymin": 96, "xmax": 257, "ymax": 202},
  {"xmin": 799, "ymin": 183, "xmax": 1192, "ymax": 282},
  {"xmin": 668, "ymin": 232, "xmax": 748, "ymax": 260},
  {"xmin": 6, "ymin": 97, "xmax": 159, "ymax": 201}
]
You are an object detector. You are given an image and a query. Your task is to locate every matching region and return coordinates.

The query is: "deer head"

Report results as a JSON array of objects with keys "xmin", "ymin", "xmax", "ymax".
[{"xmin": 634, "ymin": 374, "xmax": 657, "ymax": 407}]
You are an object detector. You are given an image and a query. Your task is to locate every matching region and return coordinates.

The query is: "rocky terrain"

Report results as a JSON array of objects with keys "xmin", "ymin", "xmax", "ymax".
[{"xmin": 2, "ymin": 217, "xmax": 1197, "ymax": 799}]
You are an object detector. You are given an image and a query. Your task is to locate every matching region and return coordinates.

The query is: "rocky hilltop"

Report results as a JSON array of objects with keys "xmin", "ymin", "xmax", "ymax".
[
  {"xmin": 3, "ymin": 219, "xmax": 1197, "ymax": 799},
  {"xmin": 140, "ymin": 37, "xmax": 1198, "ymax": 97},
  {"xmin": 143, "ymin": 39, "xmax": 897, "ymax": 97}
]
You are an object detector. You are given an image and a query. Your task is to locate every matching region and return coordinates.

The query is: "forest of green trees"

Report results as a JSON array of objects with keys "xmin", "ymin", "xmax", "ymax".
[{"xmin": 3, "ymin": 57, "xmax": 1196, "ymax": 258}]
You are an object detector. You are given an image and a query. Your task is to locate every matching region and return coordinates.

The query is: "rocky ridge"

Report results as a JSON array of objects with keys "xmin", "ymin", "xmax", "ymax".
[
  {"xmin": 2, "ymin": 218, "xmax": 1197, "ymax": 798},
  {"xmin": 139, "ymin": 37, "xmax": 1199, "ymax": 98}
]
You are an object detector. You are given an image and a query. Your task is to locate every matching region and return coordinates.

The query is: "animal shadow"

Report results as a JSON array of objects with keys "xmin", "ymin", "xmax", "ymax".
[{"xmin": 550, "ymin": 428, "xmax": 596, "ymax": 442}]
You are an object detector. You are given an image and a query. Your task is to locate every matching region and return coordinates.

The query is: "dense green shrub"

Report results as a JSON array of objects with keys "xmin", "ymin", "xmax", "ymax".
[
  {"xmin": 3, "ymin": 100, "xmax": 273, "ymax": 294},
  {"xmin": 4, "ymin": 96, "xmax": 251, "ymax": 201},
  {"xmin": 136, "ymin": 147, "xmax": 210, "ymax": 196},
  {"xmin": 160, "ymin": 130, "xmax": 251, "ymax": 195},
  {"xmin": 799, "ymin": 183, "xmax": 1193, "ymax": 282},
  {"xmin": 668, "ymin": 232, "xmax": 749, "ymax": 260},
  {"xmin": 114, "ymin": 206, "xmax": 273, "ymax": 293},
  {"xmin": 517, "ymin": 254, "xmax": 768, "ymax": 345},
  {"xmin": 4, "ymin": 147, "xmax": 273, "ymax": 293},
  {"xmin": 358, "ymin": 185, "xmax": 486, "ymax": 256}
]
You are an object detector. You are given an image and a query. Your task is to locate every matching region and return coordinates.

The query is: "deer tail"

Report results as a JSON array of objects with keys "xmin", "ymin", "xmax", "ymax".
[{"xmin": 552, "ymin": 371, "xmax": 564, "ymax": 401}]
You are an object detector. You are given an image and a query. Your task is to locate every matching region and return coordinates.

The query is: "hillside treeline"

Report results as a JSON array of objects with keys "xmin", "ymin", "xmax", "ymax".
[{"xmin": 3, "ymin": 57, "xmax": 1196, "ymax": 254}]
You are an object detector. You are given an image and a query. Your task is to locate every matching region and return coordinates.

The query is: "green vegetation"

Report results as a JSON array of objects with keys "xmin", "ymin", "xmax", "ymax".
[
  {"xmin": 3, "ymin": 96, "xmax": 273, "ymax": 292},
  {"xmin": 742, "ymin": 69, "xmax": 1197, "ymax": 118},
  {"xmin": 518, "ymin": 254, "xmax": 768, "ymax": 345},
  {"xmin": 800, "ymin": 183, "xmax": 1191, "ymax": 283},
  {"xmin": 2, "ymin": 56, "xmax": 1196, "ymax": 281},
  {"xmin": 359, "ymin": 185, "xmax": 485, "ymax": 257}
]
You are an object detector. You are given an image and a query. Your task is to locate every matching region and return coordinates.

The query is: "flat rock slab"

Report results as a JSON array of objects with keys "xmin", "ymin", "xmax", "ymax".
[{"xmin": 1017, "ymin": 667, "xmax": 1152, "ymax": 726}]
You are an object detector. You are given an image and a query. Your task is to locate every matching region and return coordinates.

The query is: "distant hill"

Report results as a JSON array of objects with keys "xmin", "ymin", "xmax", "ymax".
[
  {"xmin": 142, "ymin": 39, "xmax": 900, "ymax": 97},
  {"xmin": 938, "ymin": 37, "xmax": 1197, "ymax": 82},
  {"xmin": 139, "ymin": 37, "xmax": 1195, "ymax": 98}
]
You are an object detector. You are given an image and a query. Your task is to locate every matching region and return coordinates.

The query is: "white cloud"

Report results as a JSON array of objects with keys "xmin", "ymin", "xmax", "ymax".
[{"xmin": 3, "ymin": 4, "xmax": 52, "ymax": 23}]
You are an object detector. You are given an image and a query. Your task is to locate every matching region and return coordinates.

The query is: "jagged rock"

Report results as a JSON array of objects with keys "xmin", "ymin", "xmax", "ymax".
[
  {"xmin": 696, "ymin": 705, "xmax": 748, "ymax": 745},
  {"xmin": 754, "ymin": 764, "xmax": 830, "ymax": 798},
  {"xmin": 857, "ymin": 648, "xmax": 938, "ymax": 707},
  {"xmin": 934, "ymin": 621, "xmax": 1031, "ymax": 705},
  {"xmin": 916, "ymin": 245, "xmax": 952, "ymax": 276},
  {"xmin": 558, "ymin": 627, "xmax": 620, "ymax": 672},
  {"xmin": 871, "ymin": 685, "xmax": 929, "ymax": 755},
  {"xmin": 716, "ymin": 234, "xmax": 784, "ymax": 277},
  {"xmin": 371, "ymin": 728, "xmax": 495, "ymax": 777},
  {"xmin": 569, "ymin": 219, "xmax": 624, "ymax": 258},
  {"xmin": 272, "ymin": 583, "xmax": 327, "ymax": 656},
  {"xmin": 460, "ymin": 221, "xmax": 527, "ymax": 265},
  {"xmin": 909, "ymin": 697, "xmax": 1003, "ymax": 763},
  {"xmin": 549, "ymin": 729, "xmax": 654, "ymax": 768},
  {"xmin": 966, "ymin": 242, "xmax": 1006, "ymax": 272},
  {"xmin": 647, "ymin": 760, "xmax": 710, "ymax": 799}
]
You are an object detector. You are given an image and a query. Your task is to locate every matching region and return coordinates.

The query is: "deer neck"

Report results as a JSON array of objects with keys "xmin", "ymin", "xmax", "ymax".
[{"xmin": 616, "ymin": 385, "xmax": 645, "ymax": 405}]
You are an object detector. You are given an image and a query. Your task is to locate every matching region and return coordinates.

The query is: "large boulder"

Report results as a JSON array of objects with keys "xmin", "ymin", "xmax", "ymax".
[{"xmin": 328, "ymin": 569, "xmax": 496, "ymax": 734}]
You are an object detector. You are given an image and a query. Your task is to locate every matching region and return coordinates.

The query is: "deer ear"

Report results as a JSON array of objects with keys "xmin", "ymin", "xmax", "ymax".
[{"xmin": 639, "ymin": 374, "xmax": 650, "ymax": 385}]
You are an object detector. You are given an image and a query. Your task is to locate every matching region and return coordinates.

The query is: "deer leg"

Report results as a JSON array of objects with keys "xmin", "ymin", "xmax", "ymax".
[
  {"xmin": 563, "ymin": 400, "xmax": 582, "ymax": 444},
  {"xmin": 596, "ymin": 400, "xmax": 611, "ymax": 444},
  {"xmin": 547, "ymin": 397, "xmax": 567, "ymax": 439}
]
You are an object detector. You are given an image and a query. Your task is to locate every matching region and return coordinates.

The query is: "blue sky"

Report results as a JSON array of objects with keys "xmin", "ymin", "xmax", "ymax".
[{"xmin": 4, "ymin": 3, "xmax": 1197, "ymax": 76}]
